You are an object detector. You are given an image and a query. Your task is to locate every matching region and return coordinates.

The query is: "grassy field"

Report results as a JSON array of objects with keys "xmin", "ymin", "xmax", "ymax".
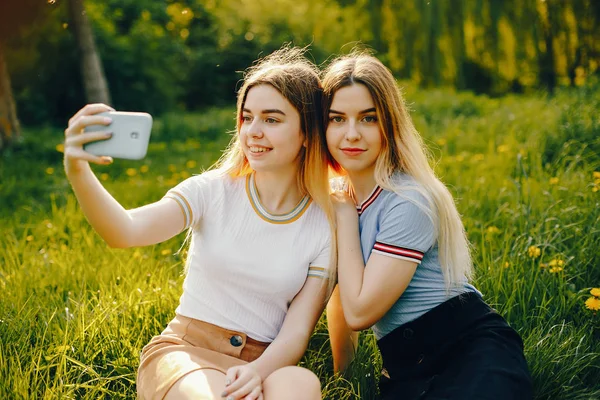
[{"xmin": 1, "ymin": 82, "xmax": 599, "ymax": 399}]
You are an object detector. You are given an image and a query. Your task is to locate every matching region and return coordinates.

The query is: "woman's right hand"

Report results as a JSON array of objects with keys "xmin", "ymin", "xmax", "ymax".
[{"xmin": 63, "ymin": 103, "xmax": 115, "ymax": 174}]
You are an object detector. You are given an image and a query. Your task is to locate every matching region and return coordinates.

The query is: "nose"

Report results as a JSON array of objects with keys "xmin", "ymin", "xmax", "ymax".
[
  {"xmin": 247, "ymin": 119, "xmax": 263, "ymax": 138},
  {"xmin": 345, "ymin": 120, "xmax": 361, "ymax": 141}
]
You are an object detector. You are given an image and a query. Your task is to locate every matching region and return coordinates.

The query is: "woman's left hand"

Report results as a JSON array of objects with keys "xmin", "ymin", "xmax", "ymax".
[
  {"xmin": 331, "ymin": 190, "xmax": 357, "ymax": 220},
  {"xmin": 222, "ymin": 364, "xmax": 263, "ymax": 400}
]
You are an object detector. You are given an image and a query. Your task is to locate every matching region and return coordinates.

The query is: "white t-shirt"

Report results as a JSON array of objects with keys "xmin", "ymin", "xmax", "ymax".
[{"xmin": 164, "ymin": 170, "xmax": 331, "ymax": 342}]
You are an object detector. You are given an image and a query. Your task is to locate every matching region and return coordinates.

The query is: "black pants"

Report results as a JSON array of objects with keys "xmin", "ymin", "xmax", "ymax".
[{"xmin": 377, "ymin": 292, "xmax": 532, "ymax": 400}]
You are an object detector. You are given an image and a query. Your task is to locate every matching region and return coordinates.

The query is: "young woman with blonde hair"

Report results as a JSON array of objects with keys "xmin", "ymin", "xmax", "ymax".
[
  {"xmin": 323, "ymin": 53, "xmax": 532, "ymax": 399},
  {"xmin": 62, "ymin": 47, "xmax": 335, "ymax": 400}
]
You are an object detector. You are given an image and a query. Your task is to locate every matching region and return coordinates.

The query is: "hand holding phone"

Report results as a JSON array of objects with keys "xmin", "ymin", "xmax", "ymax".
[{"xmin": 83, "ymin": 111, "xmax": 153, "ymax": 160}]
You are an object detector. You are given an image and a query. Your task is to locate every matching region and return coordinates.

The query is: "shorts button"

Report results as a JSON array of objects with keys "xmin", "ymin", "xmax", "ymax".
[
  {"xmin": 403, "ymin": 328, "xmax": 414, "ymax": 339},
  {"xmin": 230, "ymin": 335, "xmax": 243, "ymax": 347}
]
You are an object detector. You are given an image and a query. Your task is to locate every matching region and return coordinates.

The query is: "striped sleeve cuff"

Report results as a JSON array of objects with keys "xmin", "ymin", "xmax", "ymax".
[
  {"xmin": 372, "ymin": 242, "xmax": 424, "ymax": 264},
  {"xmin": 307, "ymin": 266, "xmax": 328, "ymax": 280},
  {"xmin": 164, "ymin": 191, "xmax": 194, "ymax": 230}
]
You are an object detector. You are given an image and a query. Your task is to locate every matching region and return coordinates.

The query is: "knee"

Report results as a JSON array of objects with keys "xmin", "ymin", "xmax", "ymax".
[{"xmin": 264, "ymin": 366, "xmax": 321, "ymax": 399}]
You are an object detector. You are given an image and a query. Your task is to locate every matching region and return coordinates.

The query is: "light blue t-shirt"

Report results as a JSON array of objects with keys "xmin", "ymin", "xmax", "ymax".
[{"xmin": 355, "ymin": 174, "xmax": 480, "ymax": 339}]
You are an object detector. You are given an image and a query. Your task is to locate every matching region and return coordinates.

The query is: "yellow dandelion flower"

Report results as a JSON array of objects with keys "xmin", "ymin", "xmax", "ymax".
[
  {"xmin": 456, "ymin": 154, "xmax": 465, "ymax": 162},
  {"xmin": 486, "ymin": 226, "xmax": 500, "ymax": 235},
  {"xmin": 548, "ymin": 259, "xmax": 565, "ymax": 267},
  {"xmin": 133, "ymin": 250, "xmax": 141, "ymax": 259},
  {"xmin": 161, "ymin": 249, "xmax": 171, "ymax": 256},
  {"xmin": 126, "ymin": 168, "xmax": 137, "ymax": 177},
  {"xmin": 55, "ymin": 143, "xmax": 65, "ymax": 153},
  {"xmin": 100, "ymin": 173, "xmax": 109, "ymax": 181},
  {"xmin": 527, "ymin": 246, "xmax": 541, "ymax": 258},
  {"xmin": 540, "ymin": 263, "xmax": 548, "ymax": 269},
  {"xmin": 593, "ymin": 171, "xmax": 600, "ymax": 179},
  {"xmin": 549, "ymin": 177, "xmax": 559, "ymax": 185},
  {"xmin": 45, "ymin": 167, "xmax": 55, "ymax": 175},
  {"xmin": 471, "ymin": 154, "xmax": 484, "ymax": 162},
  {"xmin": 60, "ymin": 244, "xmax": 68, "ymax": 251},
  {"xmin": 186, "ymin": 160, "xmax": 197, "ymax": 169},
  {"xmin": 140, "ymin": 165, "xmax": 149, "ymax": 173},
  {"xmin": 549, "ymin": 266, "xmax": 563, "ymax": 273},
  {"xmin": 585, "ymin": 296, "xmax": 600, "ymax": 311},
  {"xmin": 180, "ymin": 170, "xmax": 190, "ymax": 179},
  {"xmin": 168, "ymin": 164, "xmax": 177, "ymax": 172},
  {"xmin": 593, "ymin": 186, "xmax": 599, "ymax": 193},
  {"xmin": 503, "ymin": 262, "xmax": 510, "ymax": 269},
  {"xmin": 590, "ymin": 288, "xmax": 600, "ymax": 297},
  {"xmin": 172, "ymin": 172, "xmax": 181, "ymax": 181},
  {"xmin": 497, "ymin": 145, "xmax": 509, "ymax": 153},
  {"xmin": 26, "ymin": 235, "xmax": 34, "ymax": 242}
]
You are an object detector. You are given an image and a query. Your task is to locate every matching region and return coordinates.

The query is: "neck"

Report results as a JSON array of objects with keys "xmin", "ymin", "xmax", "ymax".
[
  {"xmin": 346, "ymin": 169, "xmax": 378, "ymax": 206},
  {"xmin": 253, "ymin": 167, "xmax": 304, "ymax": 214}
]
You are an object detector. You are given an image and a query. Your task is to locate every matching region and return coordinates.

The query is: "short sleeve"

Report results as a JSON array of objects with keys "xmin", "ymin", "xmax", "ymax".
[
  {"xmin": 163, "ymin": 173, "xmax": 212, "ymax": 230},
  {"xmin": 373, "ymin": 192, "xmax": 436, "ymax": 264},
  {"xmin": 307, "ymin": 230, "xmax": 332, "ymax": 280}
]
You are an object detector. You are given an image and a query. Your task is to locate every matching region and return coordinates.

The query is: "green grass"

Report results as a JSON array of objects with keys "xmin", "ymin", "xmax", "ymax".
[{"xmin": 1, "ymin": 84, "xmax": 599, "ymax": 399}]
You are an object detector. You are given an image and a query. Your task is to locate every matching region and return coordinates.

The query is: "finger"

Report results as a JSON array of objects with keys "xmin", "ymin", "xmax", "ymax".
[
  {"xmin": 228, "ymin": 378, "xmax": 261, "ymax": 400},
  {"xmin": 65, "ymin": 131, "xmax": 112, "ymax": 147},
  {"xmin": 69, "ymin": 103, "xmax": 114, "ymax": 125},
  {"xmin": 243, "ymin": 385, "xmax": 262, "ymax": 400},
  {"xmin": 64, "ymin": 147, "xmax": 113, "ymax": 165},
  {"xmin": 66, "ymin": 115, "xmax": 113, "ymax": 136},
  {"xmin": 257, "ymin": 393, "xmax": 263, "ymax": 400},
  {"xmin": 223, "ymin": 373, "xmax": 250, "ymax": 397},
  {"xmin": 224, "ymin": 366, "xmax": 239, "ymax": 387}
]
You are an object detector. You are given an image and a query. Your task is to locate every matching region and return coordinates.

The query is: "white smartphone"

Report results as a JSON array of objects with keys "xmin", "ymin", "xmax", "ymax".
[{"xmin": 83, "ymin": 111, "xmax": 153, "ymax": 160}]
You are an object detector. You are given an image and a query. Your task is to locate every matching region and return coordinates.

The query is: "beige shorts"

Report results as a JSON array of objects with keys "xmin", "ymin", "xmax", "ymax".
[{"xmin": 137, "ymin": 314, "xmax": 270, "ymax": 400}]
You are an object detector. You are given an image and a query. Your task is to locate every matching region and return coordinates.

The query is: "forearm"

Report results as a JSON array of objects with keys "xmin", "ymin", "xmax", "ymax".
[
  {"xmin": 66, "ymin": 163, "xmax": 134, "ymax": 247},
  {"xmin": 327, "ymin": 286, "xmax": 358, "ymax": 373},
  {"xmin": 248, "ymin": 331, "xmax": 310, "ymax": 381},
  {"xmin": 336, "ymin": 216, "xmax": 372, "ymax": 327}
]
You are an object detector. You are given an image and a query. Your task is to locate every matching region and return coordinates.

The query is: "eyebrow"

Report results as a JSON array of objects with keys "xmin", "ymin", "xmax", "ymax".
[
  {"xmin": 329, "ymin": 108, "xmax": 376, "ymax": 114},
  {"xmin": 243, "ymin": 108, "xmax": 286, "ymax": 116}
]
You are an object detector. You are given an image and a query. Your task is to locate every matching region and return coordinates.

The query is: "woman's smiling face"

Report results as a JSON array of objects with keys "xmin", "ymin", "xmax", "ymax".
[
  {"xmin": 239, "ymin": 84, "xmax": 304, "ymax": 173},
  {"xmin": 326, "ymin": 83, "xmax": 382, "ymax": 176}
]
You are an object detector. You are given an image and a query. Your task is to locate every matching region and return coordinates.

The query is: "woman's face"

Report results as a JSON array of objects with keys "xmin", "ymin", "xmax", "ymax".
[
  {"xmin": 239, "ymin": 84, "xmax": 304, "ymax": 174},
  {"xmin": 326, "ymin": 83, "xmax": 382, "ymax": 176}
]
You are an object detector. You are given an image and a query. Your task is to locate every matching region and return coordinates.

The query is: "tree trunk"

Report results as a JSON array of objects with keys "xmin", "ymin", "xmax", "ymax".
[
  {"xmin": 68, "ymin": 0, "xmax": 111, "ymax": 105},
  {"xmin": 449, "ymin": 0, "xmax": 466, "ymax": 89},
  {"xmin": 536, "ymin": 1, "xmax": 556, "ymax": 93},
  {"xmin": 0, "ymin": 41, "xmax": 21, "ymax": 150}
]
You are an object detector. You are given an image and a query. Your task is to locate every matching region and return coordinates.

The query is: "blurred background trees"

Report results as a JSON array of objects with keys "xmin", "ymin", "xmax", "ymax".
[{"xmin": 1, "ymin": 0, "xmax": 598, "ymax": 142}]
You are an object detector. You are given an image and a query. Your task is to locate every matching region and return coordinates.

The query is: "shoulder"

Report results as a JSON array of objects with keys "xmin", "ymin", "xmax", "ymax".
[{"xmin": 383, "ymin": 174, "xmax": 432, "ymax": 211}]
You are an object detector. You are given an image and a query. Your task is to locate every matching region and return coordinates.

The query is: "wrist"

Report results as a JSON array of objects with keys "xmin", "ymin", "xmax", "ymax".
[
  {"xmin": 64, "ymin": 159, "xmax": 89, "ymax": 177},
  {"xmin": 246, "ymin": 361, "xmax": 266, "ymax": 381}
]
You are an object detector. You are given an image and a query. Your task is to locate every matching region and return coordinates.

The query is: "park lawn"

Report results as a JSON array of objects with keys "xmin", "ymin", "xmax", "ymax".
[{"xmin": 1, "ymin": 84, "xmax": 599, "ymax": 399}]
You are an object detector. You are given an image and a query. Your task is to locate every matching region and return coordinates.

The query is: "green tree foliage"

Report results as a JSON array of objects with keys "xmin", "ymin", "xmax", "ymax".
[{"xmin": 3, "ymin": 0, "xmax": 599, "ymax": 127}]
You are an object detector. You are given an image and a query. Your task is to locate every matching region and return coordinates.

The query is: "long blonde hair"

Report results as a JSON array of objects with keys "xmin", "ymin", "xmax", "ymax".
[
  {"xmin": 214, "ymin": 46, "xmax": 337, "ymax": 293},
  {"xmin": 322, "ymin": 52, "xmax": 472, "ymax": 288}
]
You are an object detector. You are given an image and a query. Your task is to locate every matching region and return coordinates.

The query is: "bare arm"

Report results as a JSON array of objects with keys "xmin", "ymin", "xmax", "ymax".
[
  {"xmin": 248, "ymin": 277, "xmax": 329, "ymax": 379},
  {"xmin": 326, "ymin": 285, "xmax": 359, "ymax": 373},
  {"xmin": 222, "ymin": 276, "xmax": 330, "ymax": 399},
  {"xmin": 64, "ymin": 104, "xmax": 186, "ymax": 248},
  {"xmin": 333, "ymin": 191, "xmax": 418, "ymax": 331}
]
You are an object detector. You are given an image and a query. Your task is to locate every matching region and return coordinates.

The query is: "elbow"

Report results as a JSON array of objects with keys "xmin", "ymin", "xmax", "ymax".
[
  {"xmin": 102, "ymin": 222, "xmax": 136, "ymax": 248},
  {"xmin": 103, "ymin": 234, "xmax": 133, "ymax": 249},
  {"xmin": 345, "ymin": 312, "xmax": 375, "ymax": 332}
]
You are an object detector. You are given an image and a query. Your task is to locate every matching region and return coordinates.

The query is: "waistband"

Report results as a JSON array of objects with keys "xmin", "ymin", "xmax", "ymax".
[{"xmin": 376, "ymin": 292, "xmax": 499, "ymax": 378}]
